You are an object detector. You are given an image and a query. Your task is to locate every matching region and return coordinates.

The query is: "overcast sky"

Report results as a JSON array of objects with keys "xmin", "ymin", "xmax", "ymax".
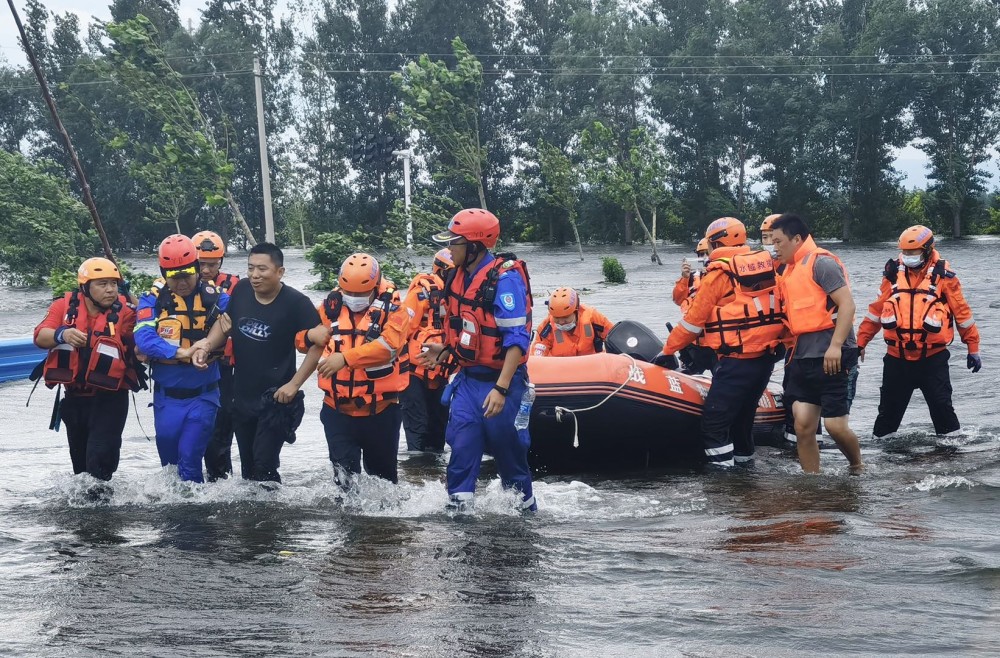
[{"xmin": 2, "ymin": 0, "xmax": 983, "ymax": 190}]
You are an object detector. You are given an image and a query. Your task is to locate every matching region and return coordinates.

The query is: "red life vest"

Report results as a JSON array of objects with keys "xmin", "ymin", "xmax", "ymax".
[
  {"xmin": 445, "ymin": 255, "xmax": 533, "ymax": 369},
  {"xmin": 405, "ymin": 272, "xmax": 456, "ymax": 384},
  {"xmin": 42, "ymin": 291, "xmax": 133, "ymax": 392},
  {"xmin": 214, "ymin": 272, "xmax": 240, "ymax": 293},
  {"xmin": 318, "ymin": 283, "xmax": 408, "ymax": 415},
  {"xmin": 779, "ymin": 236, "xmax": 849, "ymax": 336},
  {"xmin": 702, "ymin": 250, "xmax": 785, "ymax": 354},
  {"xmin": 880, "ymin": 255, "xmax": 954, "ymax": 358}
]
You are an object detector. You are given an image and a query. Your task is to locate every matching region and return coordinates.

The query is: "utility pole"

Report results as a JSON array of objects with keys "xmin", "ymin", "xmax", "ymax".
[
  {"xmin": 8, "ymin": 0, "xmax": 115, "ymax": 262},
  {"xmin": 254, "ymin": 57, "xmax": 275, "ymax": 243},
  {"xmin": 393, "ymin": 149, "xmax": 413, "ymax": 248}
]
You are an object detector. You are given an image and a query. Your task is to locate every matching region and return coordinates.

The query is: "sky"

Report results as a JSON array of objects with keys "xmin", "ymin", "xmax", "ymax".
[{"xmin": 1, "ymin": 0, "xmax": 986, "ymax": 191}]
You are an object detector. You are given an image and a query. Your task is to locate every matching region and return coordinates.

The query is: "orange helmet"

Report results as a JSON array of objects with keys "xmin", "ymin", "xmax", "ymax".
[
  {"xmin": 432, "ymin": 248, "xmax": 454, "ymax": 278},
  {"xmin": 338, "ymin": 252, "xmax": 381, "ymax": 294},
  {"xmin": 695, "ymin": 238, "xmax": 709, "ymax": 255},
  {"xmin": 192, "ymin": 230, "xmax": 225, "ymax": 259},
  {"xmin": 899, "ymin": 225, "xmax": 934, "ymax": 251},
  {"xmin": 158, "ymin": 234, "xmax": 198, "ymax": 274},
  {"xmin": 77, "ymin": 257, "xmax": 122, "ymax": 285},
  {"xmin": 761, "ymin": 214, "xmax": 781, "ymax": 232},
  {"xmin": 548, "ymin": 287, "xmax": 579, "ymax": 317},
  {"xmin": 705, "ymin": 217, "xmax": 746, "ymax": 247},
  {"xmin": 432, "ymin": 208, "xmax": 500, "ymax": 249}
]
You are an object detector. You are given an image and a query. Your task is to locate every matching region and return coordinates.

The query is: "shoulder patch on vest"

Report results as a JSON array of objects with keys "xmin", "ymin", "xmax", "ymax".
[
  {"xmin": 204, "ymin": 284, "xmax": 217, "ymax": 295},
  {"xmin": 500, "ymin": 293, "xmax": 516, "ymax": 310},
  {"xmin": 502, "ymin": 260, "xmax": 516, "ymax": 269}
]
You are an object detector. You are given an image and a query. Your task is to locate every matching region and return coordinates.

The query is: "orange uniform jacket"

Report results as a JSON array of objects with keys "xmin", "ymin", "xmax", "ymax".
[
  {"xmin": 531, "ymin": 305, "xmax": 613, "ymax": 357},
  {"xmin": 857, "ymin": 251, "xmax": 979, "ymax": 360}
]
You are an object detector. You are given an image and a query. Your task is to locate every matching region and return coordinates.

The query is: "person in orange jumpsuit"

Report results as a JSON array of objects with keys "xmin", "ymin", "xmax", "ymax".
[
  {"xmin": 531, "ymin": 287, "xmax": 613, "ymax": 357},
  {"xmin": 670, "ymin": 238, "xmax": 717, "ymax": 374},
  {"xmin": 857, "ymin": 225, "xmax": 981, "ymax": 438},
  {"xmin": 657, "ymin": 217, "xmax": 784, "ymax": 467}
]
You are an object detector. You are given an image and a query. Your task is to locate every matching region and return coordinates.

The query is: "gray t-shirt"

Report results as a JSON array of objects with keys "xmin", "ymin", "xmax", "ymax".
[{"xmin": 793, "ymin": 255, "xmax": 857, "ymax": 359}]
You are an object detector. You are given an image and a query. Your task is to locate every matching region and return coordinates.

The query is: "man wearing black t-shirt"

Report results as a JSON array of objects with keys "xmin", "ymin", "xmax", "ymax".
[{"xmin": 192, "ymin": 243, "xmax": 323, "ymax": 482}]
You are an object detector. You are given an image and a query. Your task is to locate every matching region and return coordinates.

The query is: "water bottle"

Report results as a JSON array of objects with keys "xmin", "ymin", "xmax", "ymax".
[{"xmin": 514, "ymin": 383, "xmax": 535, "ymax": 430}]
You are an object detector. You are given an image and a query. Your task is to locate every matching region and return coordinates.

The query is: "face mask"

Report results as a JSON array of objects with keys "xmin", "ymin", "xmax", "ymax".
[
  {"xmin": 763, "ymin": 244, "xmax": 777, "ymax": 257},
  {"xmin": 695, "ymin": 256, "xmax": 708, "ymax": 268},
  {"xmin": 343, "ymin": 293, "xmax": 372, "ymax": 312},
  {"xmin": 555, "ymin": 322, "xmax": 576, "ymax": 333},
  {"xmin": 901, "ymin": 254, "xmax": 925, "ymax": 269}
]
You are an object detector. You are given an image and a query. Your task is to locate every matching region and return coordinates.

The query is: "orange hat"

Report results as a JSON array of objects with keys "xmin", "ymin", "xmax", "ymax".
[
  {"xmin": 547, "ymin": 287, "xmax": 579, "ymax": 317},
  {"xmin": 77, "ymin": 257, "xmax": 121, "ymax": 285},
  {"xmin": 158, "ymin": 234, "xmax": 198, "ymax": 276},
  {"xmin": 695, "ymin": 238, "xmax": 709, "ymax": 254},
  {"xmin": 432, "ymin": 208, "xmax": 500, "ymax": 249},
  {"xmin": 898, "ymin": 225, "xmax": 934, "ymax": 251},
  {"xmin": 338, "ymin": 253, "xmax": 381, "ymax": 294},
  {"xmin": 705, "ymin": 217, "xmax": 746, "ymax": 247},
  {"xmin": 192, "ymin": 230, "xmax": 226, "ymax": 259},
  {"xmin": 760, "ymin": 214, "xmax": 781, "ymax": 232}
]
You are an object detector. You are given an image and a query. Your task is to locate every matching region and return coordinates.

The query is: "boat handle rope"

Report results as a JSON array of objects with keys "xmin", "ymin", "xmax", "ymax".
[{"xmin": 554, "ymin": 353, "xmax": 638, "ymax": 449}]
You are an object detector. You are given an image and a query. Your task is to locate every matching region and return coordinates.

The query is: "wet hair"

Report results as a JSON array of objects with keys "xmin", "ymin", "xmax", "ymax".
[
  {"xmin": 249, "ymin": 242, "xmax": 284, "ymax": 267},
  {"xmin": 771, "ymin": 214, "xmax": 811, "ymax": 240}
]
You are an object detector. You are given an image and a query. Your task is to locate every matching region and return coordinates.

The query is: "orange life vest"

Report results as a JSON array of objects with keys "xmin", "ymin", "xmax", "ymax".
[
  {"xmin": 702, "ymin": 250, "xmax": 785, "ymax": 354},
  {"xmin": 445, "ymin": 254, "xmax": 533, "ymax": 369},
  {"xmin": 680, "ymin": 271, "xmax": 703, "ymax": 313},
  {"xmin": 148, "ymin": 279, "xmax": 222, "ymax": 364},
  {"xmin": 880, "ymin": 255, "xmax": 954, "ymax": 358},
  {"xmin": 534, "ymin": 306, "xmax": 607, "ymax": 357},
  {"xmin": 318, "ymin": 283, "xmax": 408, "ymax": 415},
  {"xmin": 405, "ymin": 272, "xmax": 456, "ymax": 384},
  {"xmin": 43, "ymin": 291, "xmax": 133, "ymax": 392},
  {"xmin": 214, "ymin": 272, "xmax": 240, "ymax": 293},
  {"xmin": 779, "ymin": 236, "xmax": 849, "ymax": 336}
]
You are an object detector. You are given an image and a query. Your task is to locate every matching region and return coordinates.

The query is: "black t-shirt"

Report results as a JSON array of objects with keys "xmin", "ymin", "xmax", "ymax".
[{"xmin": 226, "ymin": 280, "xmax": 319, "ymax": 411}]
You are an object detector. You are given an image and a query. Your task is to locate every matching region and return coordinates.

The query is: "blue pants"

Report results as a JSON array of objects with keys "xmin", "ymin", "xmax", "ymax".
[
  {"xmin": 445, "ymin": 368, "xmax": 534, "ymax": 507},
  {"xmin": 153, "ymin": 390, "xmax": 219, "ymax": 483}
]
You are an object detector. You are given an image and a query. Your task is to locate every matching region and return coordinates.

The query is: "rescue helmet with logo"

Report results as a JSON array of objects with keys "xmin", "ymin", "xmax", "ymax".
[
  {"xmin": 760, "ymin": 213, "xmax": 781, "ymax": 233},
  {"xmin": 547, "ymin": 287, "xmax": 579, "ymax": 318},
  {"xmin": 899, "ymin": 225, "xmax": 934, "ymax": 252},
  {"xmin": 192, "ymin": 230, "xmax": 226, "ymax": 259},
  {"xmin": 705, "ymin": 217, "xmax": 747, "ymax": 248},
  {"xmin": 158, "ymin": 234, "xmax": 199, "ymax": 276},
  {"xmin": 432, "ymin": 208, "xmax": 500, "ymax": 249},
  {"xmin": 432, "ymin": 248, "xmax": 454, "ymax": 279},
  {"xmin": 77, "ymin": 257, "xmax": 122, "ymax": 285},
  {"xmin": 338, "ymin": 252, "xmax": 381, "ymax": 294},
  {"xmin": 695, "ymin": 238, "xmax": 709, "ymax": 255}
]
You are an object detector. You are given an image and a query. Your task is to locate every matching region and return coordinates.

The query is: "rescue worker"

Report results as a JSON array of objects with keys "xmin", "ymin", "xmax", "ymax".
[
  {"xmin": 857, "ymin": 225, "xmax": 981, "ymax": 438},
  {"xmin": 301, "ymin": 253, "xmax": 412, "ymax": 485},
  {"xmin": 33, "ymin": 258, "xmax": 141, "ymax": 485},
  {"xmin": 657, "ymin": 217, "xmax": 785, "ymax": 468},
  {"xmin": 770, "ymin": 213, "xmax": 864, "ymax": 474},
  {"xmin": 135, "ymin": 235, "xmax": 229, "ymax": 483},
  {"xmin": 760, "ymin": 213, "xmax": 781, "ymax": 259},
  {"xmin": 417, "ymin": 208, "xmax": 536, "ymax": 512},
  {"xmin": 400, "ymin": 248, "xmax": 457, "ymax": 453},
  {"xmin": 671, "ymin": 237, "xmax": 717, "ymax": 375},
  {"xmin": 192, "ymin": 230, "xmax": 240, "ymax": 481},
  {"xmin": 531, "ymin": 287, "xmax": 613, "ymax": 357}
]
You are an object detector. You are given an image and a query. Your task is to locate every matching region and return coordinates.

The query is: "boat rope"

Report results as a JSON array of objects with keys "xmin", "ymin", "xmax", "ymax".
[{"xmin": 553, "ymin": 353, "xmax": 638, "ymax": 449}]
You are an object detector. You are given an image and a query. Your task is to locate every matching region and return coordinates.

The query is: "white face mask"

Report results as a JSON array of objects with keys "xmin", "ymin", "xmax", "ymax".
[
  {"xmin": 763, "ymin": 244, "xmax": 777, "ymax": 257},
  {"xmin": 343, "ymin": 293, "xmax": 372, "ymax": 312},
  {"xmin": 695, "ymin": 256, "xmax": 708, "ymax": 268},
  {"xmin": 555, "ymin": 322, "xmax": 576, "ymax": 333},
  {"xmin": 901, "ymin": 254, "xmax": 925, "ymax": 269}
]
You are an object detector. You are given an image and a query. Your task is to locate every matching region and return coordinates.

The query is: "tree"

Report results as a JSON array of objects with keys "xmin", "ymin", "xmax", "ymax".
[
  {"xmin": 535, "ymin": 139, "xmax": 584, "ymax": 260},
  {"xmin": 580, "ymin": 121, "xmax": 675, "ymax": 264},
  {"xmin": 393, "ymin": 37, "xmax": 489, "ymax": 209},
  {"xmin": 0, "ymin": 150, "xmax": 96, "ymax": 285}
]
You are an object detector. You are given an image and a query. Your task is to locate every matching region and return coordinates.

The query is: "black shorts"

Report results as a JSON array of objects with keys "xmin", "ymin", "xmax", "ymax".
[{"xmin": 784, "ymin": 348, "xmax": 859, "ymax": 419}]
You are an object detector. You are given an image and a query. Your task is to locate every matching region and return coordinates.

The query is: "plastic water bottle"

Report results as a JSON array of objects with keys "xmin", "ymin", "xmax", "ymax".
[{"xmin": 514, "ymin": 383, "xmax": 535, "ymax": 430}]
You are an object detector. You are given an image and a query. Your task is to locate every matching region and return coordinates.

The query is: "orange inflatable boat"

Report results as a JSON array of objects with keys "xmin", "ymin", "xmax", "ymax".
[{"xmin": 525, "ymin": 326, "xmax": 785, "ymax": 471}]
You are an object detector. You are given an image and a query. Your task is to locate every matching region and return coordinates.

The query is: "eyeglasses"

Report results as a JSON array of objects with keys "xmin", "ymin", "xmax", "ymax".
[{"xmin": 165, "ymin": 266, "xmax": 198, "ymax": 278}]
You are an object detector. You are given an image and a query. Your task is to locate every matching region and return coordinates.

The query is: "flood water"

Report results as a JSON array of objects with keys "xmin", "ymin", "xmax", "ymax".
[{"xmin": 2, "ymin": 240, "xmax": 998, "ymax": 656}]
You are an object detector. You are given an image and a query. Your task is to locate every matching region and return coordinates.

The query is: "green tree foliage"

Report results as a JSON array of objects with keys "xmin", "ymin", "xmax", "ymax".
[
  {"xmin": 534, "ymin": 140, "xmax": 584, "ymax": 260},
  {"xmin": 0, "ymin": 150, "xmax": 96, "ymax": 285}
]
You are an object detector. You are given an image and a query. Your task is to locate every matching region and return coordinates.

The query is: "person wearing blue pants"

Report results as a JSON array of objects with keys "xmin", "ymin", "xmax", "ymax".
[
  {"xmin": 419, "ymin": 208, "xmax": 536, "ymax": 512},
  {"xmin": 135, "ymin": 234, "xmax": 229, "ymax": 483}
]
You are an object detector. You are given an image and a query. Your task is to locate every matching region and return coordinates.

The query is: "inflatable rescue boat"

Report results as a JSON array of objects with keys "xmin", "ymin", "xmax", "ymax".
[{"xmin": 526, "ymin": 321, "xmax": 785, "ymax": 471}]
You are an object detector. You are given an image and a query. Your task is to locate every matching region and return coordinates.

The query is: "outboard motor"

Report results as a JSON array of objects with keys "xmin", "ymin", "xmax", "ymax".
[{"xmin": 605, "ymin": 320, "xmax": 663, "ymax": 362}]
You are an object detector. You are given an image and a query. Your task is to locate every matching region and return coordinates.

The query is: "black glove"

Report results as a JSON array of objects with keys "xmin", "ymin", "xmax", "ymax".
[
  {"xmin": 772, "ymin": 343, "xmax": 787, "ymax": 364},
  {"xmin": 651, "ymin": 353, "xmax": 679, "ymax": 370},
  {"xmin": 967, "ymin": 353, "xmax": 982, "ymax": 373}
]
